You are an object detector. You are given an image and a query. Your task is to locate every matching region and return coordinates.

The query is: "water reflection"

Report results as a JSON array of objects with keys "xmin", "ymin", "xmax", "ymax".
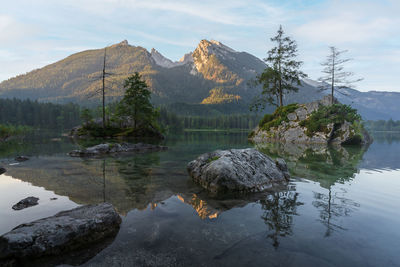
[
  {"xmin": 1, "ymin": 132, "xmax": 400, "ymax": 266},
  {"xmin": 257, "ymin": 143, "xmax": 367, "ymax": 188},
  {"xmin": 257, "ymin": 142, "xmax": 366, "ymax": 238},
  {"xmin": 177, "ymin": 194, "xmax": 219, "ymax": 219},
  {"xmin": 260, "ymin": 188, "xmax": 302, "ymax": 248},
  {"xmin": 313, "ymin": 188, "xmax": 360, "ymax": 237},
  {"xmin": 4, "ymin": 152, "xmax": 165, "ymax": 215}
]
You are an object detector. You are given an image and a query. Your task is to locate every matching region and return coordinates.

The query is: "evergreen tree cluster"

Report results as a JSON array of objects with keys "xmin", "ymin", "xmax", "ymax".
[{"xmin": 0, "ymin": 98, "xmax": 81, "ymax": 130}]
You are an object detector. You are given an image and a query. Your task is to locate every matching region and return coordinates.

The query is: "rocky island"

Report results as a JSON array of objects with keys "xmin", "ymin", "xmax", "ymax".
[{"xmin": 249, "ymin": 96, "xmax": 372, "ymax": 146}]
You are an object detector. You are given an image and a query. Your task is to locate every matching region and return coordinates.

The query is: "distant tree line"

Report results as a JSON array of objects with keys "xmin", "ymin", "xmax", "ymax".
[
  {"xmin": 0, "ymin": 124, "xmax": 33, "ymax": 141},
  {"xmin": 158, "ymin": 107, "xmax": 260, "ymax": 131},
  {"xmin": 0, "ymin": 98, "xmax": 81, "ymax": 131},
  {"xmin": 364, "ymin": 120, "xmax": 400, "ymax": 132}
]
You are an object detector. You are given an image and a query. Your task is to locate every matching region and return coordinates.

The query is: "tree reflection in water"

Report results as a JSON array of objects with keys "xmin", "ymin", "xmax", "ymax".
[
  {"xmin": 259, "ymin": 187, "xmax": 302, "ymax": 248},
  {"xmin": 313, "ymin": 188, "xmax": 360, "ymax": 237},
  {"xmin": 257, "ymin": 142, "xmax": 365, "ymax": 238}
]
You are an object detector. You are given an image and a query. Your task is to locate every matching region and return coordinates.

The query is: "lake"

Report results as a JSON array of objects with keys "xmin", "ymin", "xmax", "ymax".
[{"xmin": 0, "ymin": 131, "xmax": 399, "ymax": 267}]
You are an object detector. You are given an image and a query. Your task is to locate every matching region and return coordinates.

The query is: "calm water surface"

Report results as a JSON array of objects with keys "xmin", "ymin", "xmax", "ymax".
[{"xmin": 0, "ymin": 131, "xmax": 399, "ymax": 267}]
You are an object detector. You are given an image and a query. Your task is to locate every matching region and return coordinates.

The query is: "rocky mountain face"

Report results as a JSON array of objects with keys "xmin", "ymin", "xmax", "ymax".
[
  {"xmin": 0, "ymin": 40, "xmax": 399, "ymax": 120},
  {"xmin": 0, "ymin": 39, "xmax": 264, "ymax": 106}
]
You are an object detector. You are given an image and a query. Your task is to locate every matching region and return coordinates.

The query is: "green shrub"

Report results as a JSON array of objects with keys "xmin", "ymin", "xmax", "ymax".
[
  {"xmin": 300, "ymin": 104, "xmax": 361, "ymax": 137},
  {"xmin": 259, "ymin": 103, "xmax": 299, "ymax": 131}
]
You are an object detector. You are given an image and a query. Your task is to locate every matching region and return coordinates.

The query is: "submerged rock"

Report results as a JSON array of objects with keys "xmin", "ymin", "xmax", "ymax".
[
  {"xmin": 15, "ymin": 156, "xmax": 29, "ymax": 162},
  {"xmin": 0, "ymin": 203, "xmax": 121, "ymax": 264},
  {"xmin": 69, "ymin": 142, "xmax": 167, "ymax": 157},
  {"xmin": 0, "ymin": 167, "xmax": 5, "ymax": 175},
  {"xmin": 187, "ymin": 148, "xmax": 290, "ymax": 194},
  {"xmin": 12, "ymin": 197, "xmax": 39, "ymax": 210}
]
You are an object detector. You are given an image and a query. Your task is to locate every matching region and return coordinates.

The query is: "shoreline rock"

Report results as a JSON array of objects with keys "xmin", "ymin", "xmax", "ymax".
[
  {"xmin": 15, "ymin": 156, "xmax": 29, "ymax": 162},
  {"xmin": 0, "ymin": 203, "xmax": 121, "ymax": 265},
  {"xmin": 69, "ymin": 142, "xmax": 167, "ymax": 157},
  {"xmin": 0, "ymin": 167, "xmax": 5, "ymax": 175},
  {"xmin": 12, "ymin": 197, "xmax": 39, "ymax": 210},
  {"xmin": 187, "ymin": 148, "xmax": 290, "ymax": 195}
]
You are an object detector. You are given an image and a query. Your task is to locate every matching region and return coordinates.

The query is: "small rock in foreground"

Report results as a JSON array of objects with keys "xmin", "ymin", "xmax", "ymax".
[
  {"xmin": 12, "ymin": 197, "xmax": 39, "ymax": 210},
  {"xmin": 0, "ymin": 167, "xmax": 6, "ymax": 175},
  {"xmin": 69, "ymin": 142, "xmax": 167, "ymax": 157},
  {"xmin": 15, "ymin": 156, "xmax": 29, "ymax": 162},
  {"xmin": 0, "ymin": 203, "xmax": 121, "ymax": 264},
  {"xmin": 187, "ymin": 148, "xmax": 290, "ymax": 194}
]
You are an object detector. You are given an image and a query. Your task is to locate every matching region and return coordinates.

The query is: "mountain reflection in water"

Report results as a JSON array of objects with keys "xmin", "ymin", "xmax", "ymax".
[{"xmin": 1, "ymin": 131, "xmax": 399, "ymax": 267}]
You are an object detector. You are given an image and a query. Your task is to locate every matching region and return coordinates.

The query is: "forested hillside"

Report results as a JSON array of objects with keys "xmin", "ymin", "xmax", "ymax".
[{"xmin": 0, "ymin": 98, "xmax": 81, "ymax": 130}]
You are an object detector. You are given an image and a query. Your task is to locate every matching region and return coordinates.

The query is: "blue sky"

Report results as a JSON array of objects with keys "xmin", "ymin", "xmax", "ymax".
[{"xmin": 0, "ymin": 0, "xmax": 399, "ymax": 92}]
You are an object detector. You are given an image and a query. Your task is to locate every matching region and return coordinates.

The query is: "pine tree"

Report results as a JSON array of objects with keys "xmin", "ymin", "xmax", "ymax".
[
  {"xmin": 116, "ymin": 72, "xmax": 158, "ymax": 131},
  {"xmin": 252, "ymin": 25, "xmax": 306, "ymax": 110},
  {"xmin": 318, "ymin": 47, "xmax": 363, "ymax": 104}
]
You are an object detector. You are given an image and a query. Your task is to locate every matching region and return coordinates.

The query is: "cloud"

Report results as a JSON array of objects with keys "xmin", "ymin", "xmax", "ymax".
[
  {"xmin": 0, "ymin": 0, "xmax": 399, "ymax": 92},
  {"xmin": 0, "ymin": 15, "xmax": 38, "ymax": 44},
  {"xmin": 295, "ymin": 16, "xmax": 394, "ymax": 45},
  {"xmin": 293, "ymin": 1, "xmax": 399, "ymax": 45}
]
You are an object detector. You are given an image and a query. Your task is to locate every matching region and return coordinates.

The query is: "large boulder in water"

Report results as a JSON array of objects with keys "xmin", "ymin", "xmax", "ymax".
[
  {"xmin": 187, "ymin": 148, "xmax": 290, "ymax": 194},
  {"xmin": 0, "ymin": 203, "xmax": 121, "ymax": 264}
]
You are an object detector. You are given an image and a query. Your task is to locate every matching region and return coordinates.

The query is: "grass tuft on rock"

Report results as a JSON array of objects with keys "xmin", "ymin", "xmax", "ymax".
[
  {"xmin": 258, "ymin": 103, "xmax": 299, "ymax": 131},
  {"xmin": 207, "ymin": 156, "xmax": 220, "ymax": 163}
]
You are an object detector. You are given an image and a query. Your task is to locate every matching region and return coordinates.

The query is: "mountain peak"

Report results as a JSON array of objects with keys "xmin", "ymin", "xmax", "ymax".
[
  {"xmin": 119, "ymin": 40, "xmax": 129, "ymax": 46},
  {"xmin": 110, "ymin": 40, "xmax": 130, "ymax": 48},
  {"xmin": 150, "ymin": 48, "xmax": 192, "ymax": 69},
  {"xmin": 197, "ymin": 39, "xmax": 236, "ymax": 54},
  {"xmin": 151, "ymin": 48, "xmax": 175, "ymax": 68}
]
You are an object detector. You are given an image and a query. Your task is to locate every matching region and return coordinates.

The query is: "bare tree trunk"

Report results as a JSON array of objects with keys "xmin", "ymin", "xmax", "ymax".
[
  {"xmin": 278, "ymin": 61, "xmax": 283, "ymax": 107},
  {"xmin": 134, "ymin": 105, "xmax": 137, "ymax": 131},
  {"xmin": 331, "ymin": 52, "xmax": 335, "ymax": 105},
  {"xmin": 102, "ymin": 48, "xmax": 106, "ymax": 129}
]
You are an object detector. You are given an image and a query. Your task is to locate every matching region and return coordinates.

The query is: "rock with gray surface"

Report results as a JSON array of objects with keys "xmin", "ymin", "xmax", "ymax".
[
  {"xmin": 0, "ymin": 167, "xmax": 5, "ymax": 175},
  {"xmin": 250, "ymin": 96, "xmax": 371, "ymax": 146},
  {"xmin": 15, "ymin": 156, "xmax": 29, "ymax": 162},
  {"xmin": 69, "ymin": 142, "xmax": 167, "ymax": 157},
  {"xmin": 12, "ymin": 197, "xmax": 39, "ymax": 210},
  {"xmin": 0, "ymin": 203, "xmax": 121, "ymax": 264},
  {"xmin": 187, "ymin": 148, "xmax": 290, "ymax": 194}
]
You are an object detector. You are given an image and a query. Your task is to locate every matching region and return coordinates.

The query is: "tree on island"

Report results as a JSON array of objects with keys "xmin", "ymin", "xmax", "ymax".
[
  {"xmin": 80, "ymin": 108, "xmax": 93, "ymax": 126},
  {"xmin": 318, "ymin": 47, "xmax": 363, "ymax": 104},
  {"xmin": 116, "ymin": 72, "xmax": 159, "ymax": 131},
  {"xmin": 252, "ymin": 25, "xmax": 306, "ymax": 110}
]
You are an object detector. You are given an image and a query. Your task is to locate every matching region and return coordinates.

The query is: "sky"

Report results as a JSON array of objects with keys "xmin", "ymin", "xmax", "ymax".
[{"xmin": 0, "ymin": 0, "xmax": 399, "ymax": 92}]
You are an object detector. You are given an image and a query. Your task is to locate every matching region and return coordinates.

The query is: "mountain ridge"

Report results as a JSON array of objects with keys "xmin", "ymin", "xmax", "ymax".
[{"xmin": 0, "ymin": 40, "xmax": 399, "ymax": 120}]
